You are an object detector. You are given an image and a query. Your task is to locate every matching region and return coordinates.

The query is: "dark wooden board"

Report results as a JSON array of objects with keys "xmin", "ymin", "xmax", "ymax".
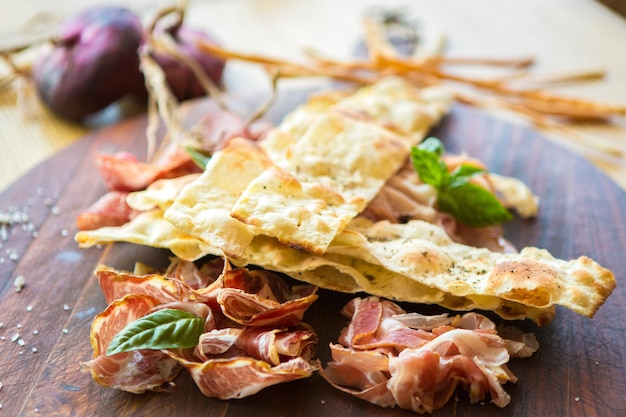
[{"xmin": 0, "ymin": 89, "xmax": 624, "ymax": 417}]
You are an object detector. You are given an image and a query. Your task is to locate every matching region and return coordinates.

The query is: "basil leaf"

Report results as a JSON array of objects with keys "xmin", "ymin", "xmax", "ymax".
[
  {"xmin": 419, "ymin": 137, "xmax": 445, "ymax": 156},
  {"xmin": 410, "ymin": 146, "xmax": 448, "ymax": 188},
  {"xmin": 106, "ymin": 308, "xmax": 205, "ymax": 356},
  {"xmin": 438, "ymin": 182, "xmax": 513, "ymax": 228},
  {"xmin": 184, "ymin": 146, "xmax": 211, "ymax": 170},
  {"xmin": 450, "ymin": 164, "xmax": 486, "ymax": 181}
]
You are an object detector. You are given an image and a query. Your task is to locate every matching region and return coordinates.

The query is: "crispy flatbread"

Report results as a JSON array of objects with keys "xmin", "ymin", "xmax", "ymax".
[
  {"xmin": 231, "ymin": 109, "xmax": 414, "ymax": 254},
  {"xmin": 231, "ymin": 216, "xmax": 614, "ymax": 324},
  {"xmin": 232, "ymin": 234, "xmax": 556, "ymax": 325},
  {"xmin": 166, "ymin": 77, "xmax": 452, "ymax": 257},
  {"xmin": 126, "ymin": 174, "xmax": 201, "ymax": 212},
  {"xmin": 75, "ymin": 210, "xmax": 215, "ymax": 261},
  {"xmin": 163, "ymin": 138, "xmax": 272, "ymax": 258}
]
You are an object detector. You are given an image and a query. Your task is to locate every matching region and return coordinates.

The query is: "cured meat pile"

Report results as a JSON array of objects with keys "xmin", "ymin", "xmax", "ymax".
[
  {"xmin": 320, "ymin": 297, "xmax": 539, "ymax": 414},
  {"xmin": 81, "ymin": 257, "xmax": 319, "ymax": 399}
]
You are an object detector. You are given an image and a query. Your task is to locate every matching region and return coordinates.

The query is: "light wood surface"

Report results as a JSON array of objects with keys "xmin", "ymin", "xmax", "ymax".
[{"xmin": 1, "ymin": 0, "xmax": 625, "ymax": 192}]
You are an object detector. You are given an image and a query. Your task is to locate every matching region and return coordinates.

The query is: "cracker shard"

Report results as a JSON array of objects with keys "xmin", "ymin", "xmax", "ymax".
[{"xmin": 229, "ymin": 77, "xmax": 452, "ymax": 255}]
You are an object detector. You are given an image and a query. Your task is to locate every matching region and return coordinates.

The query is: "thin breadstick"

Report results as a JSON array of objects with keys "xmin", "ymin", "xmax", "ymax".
[
  {"xmin": 503, "ymin": 67, "xmax": 607, "ymax": 85},
  {"xmin": 425, "ymin": 55, "xmax": 535, "ymax": 68},
  {"xmin": 454, "ymin": 90, "xmax": 624, "ymax": 157}
]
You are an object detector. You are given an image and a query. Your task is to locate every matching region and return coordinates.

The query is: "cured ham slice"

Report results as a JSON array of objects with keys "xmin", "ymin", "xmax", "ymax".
[
  {"xmin": 96, "ymin": 144, "xmax": 202, "ymax": 193},
  {"xmin": 81, "ymin": 294, "xmax": 182, "ymax": 393},
  {"xmin": 217, "ymin": 268, "xmax": 319, "ymax": 327},
  {"xmin": 83, "ymin": 259, "xmax": 319, "ymax": 399},
  {"xmin": 165, "ymin": 350, "xmax": 315, "ymax": 400},
  {"xmin": 362, "ymin": 158, "xmax": 535, "ymax": 253},
  {"xmin": 95, "ymin": 265, "xmax": 209, "ymax": 305},
  {"xmin": 76, "ymin": 191, "xmax": 137, "ymax": 231},
  {"xmin": 320, "ymin": 297, "xmax": 539, "ymax": 413}
]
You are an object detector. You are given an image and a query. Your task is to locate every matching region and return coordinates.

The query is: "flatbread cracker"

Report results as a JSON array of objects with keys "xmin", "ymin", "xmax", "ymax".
[
  {"xmin": 126, "ymin": 174, "xmax": 201, "ymax": 212},
  {"xmin": 231, "ymin": 110, "xmax": 413, "ymax": 253},
  {"xmin": 231, "ymin": 77, "xmax": 452, "ymax": 254},
  {"xmin": 163, "ymin": 138, "xmax": 272, "ymax": 258},
  {"xmin": 75, "ymin": 210, "xmax": 215, "ymax": 261},
  {"xmin": 330, "ymin": 217, "xmax": 615, "ymax": 319},
  {"xmin": 232, "ymin": 234, "xmax": 556, "ymax": 325}
]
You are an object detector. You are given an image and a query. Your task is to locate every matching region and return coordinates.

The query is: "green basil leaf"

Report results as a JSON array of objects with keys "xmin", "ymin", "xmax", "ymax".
[
  {"xmin": 410, "ymin": 146, "xmax": 448, "ymax": 188},
  {"xmin": 418, "ymin": 137, "xmax": 445, "ymax": 156},
  {"xmin": 437, "ymin": 182, "xmax": 513, "ymax": 227},
  {"xmin": 106, "ymin": 308, "xmax": 205, "ymax": 356},
  {"xmin": 450, "ymin": 164, "xmax": 486, "ymax": 181},
  {"xmin": 184, "ymin": 146, "xmax": 211, "ymax": 170}
]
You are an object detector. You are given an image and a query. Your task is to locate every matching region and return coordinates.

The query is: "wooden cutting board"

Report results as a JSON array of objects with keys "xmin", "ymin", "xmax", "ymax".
[{"xmin": 0, "ymin": 89, "xmax": 624, "ymax": 417}]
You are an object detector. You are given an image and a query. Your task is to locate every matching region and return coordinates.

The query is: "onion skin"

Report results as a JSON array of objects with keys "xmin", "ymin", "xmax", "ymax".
[
  {"xmin": 33, "ymin": 6, "xmax": 144, "ymax": 120},
  {"xmin": 151, "ymin": 25, "xmax": 225, "ymax": 101}
]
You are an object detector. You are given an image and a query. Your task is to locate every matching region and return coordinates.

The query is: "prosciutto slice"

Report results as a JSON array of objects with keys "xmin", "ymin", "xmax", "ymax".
[
  {"xmin": 81, "ymin": 294, "xmax": 182, "ymax": 393},
  {"xmin": 83, "ymin": 258, "xmax": 319, "ymax": 399},
  {"xmin": 363, "ymin": 156, "xmax": 533, "ymax": 253},
  {"xmin": 217, "ymin": 268, "xmax": 319, "ymax": 327},
  {"xmin": 95, "ymin": 144, "xmax": 202, "ymax": 193},
  {"xmin": 76, "ymin": 191, "xmax": 137, "ymax": 231},
  {"xmin": 320, "ymin": 297, "xmax": 539, "ymax": 414}
]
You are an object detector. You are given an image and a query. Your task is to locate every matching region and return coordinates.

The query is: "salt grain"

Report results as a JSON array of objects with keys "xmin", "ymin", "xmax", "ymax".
[
  {"xmin": 575, "ymin": 397, "xmax": 580, "ymax": 402},
  {"xmin": 51, "ymin": 206, "xmax": 60, "ymax": 215},
  {"xmin": 26, "ymin": 305, "xmax": 33, "ymax": 312},
  {"xmin": 14, "ymin": 275, "xmax": 25, "ymax": 292},
  {"xmin": 17, "ymin": 338, "xmax": 25, "ymax": 346},
  {"xmin": 60, "ymin": 229, "xmax": 68, "ymax": 237},
  {"xmin": 11, "ymin": 333, "xmax": 19, "ymax": 342},
  {"xmin": 16, "ymin": 323, "xmax": 22, "ymax": 329},
  {"xmin": 63, "ymin": 304, "xmax": 70, "ymax": 311},
  {"xmin": 32, "ymin": 330, "xmax": 39, "ymax": 335},
  {"xmin": 32, "ymin": 347, "xmax": 38, "ymax": 353},
  {"xmin": 62, "ymin": 328, "xmax": 69, "ymax": 334}
]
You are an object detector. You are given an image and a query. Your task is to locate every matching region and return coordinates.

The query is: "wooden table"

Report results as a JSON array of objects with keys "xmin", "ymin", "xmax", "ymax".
[{"xmin": 0, "ymin": 1, "xmax": 625, "ymax": 416}]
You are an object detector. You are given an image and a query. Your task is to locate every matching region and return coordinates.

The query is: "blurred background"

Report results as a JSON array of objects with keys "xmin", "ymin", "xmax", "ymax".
[{"xmin": 1, "ymin": 0, "xmax": 625, "ymax": 190}]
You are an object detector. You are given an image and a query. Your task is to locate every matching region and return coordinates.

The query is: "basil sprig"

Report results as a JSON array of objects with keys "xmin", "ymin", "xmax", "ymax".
[
  {"xmin": 106, "ymin": 308, "xmax": 205, "ymax": 356},
  {"xmin": 410, "ymin": 137, "xmax": 513, "ymax": 228}
]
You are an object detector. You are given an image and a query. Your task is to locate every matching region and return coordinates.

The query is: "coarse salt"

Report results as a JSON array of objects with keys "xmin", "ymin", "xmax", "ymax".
[{"xmin": 14, "ymin": 275, "xmax": 25, "ymax": 292}]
